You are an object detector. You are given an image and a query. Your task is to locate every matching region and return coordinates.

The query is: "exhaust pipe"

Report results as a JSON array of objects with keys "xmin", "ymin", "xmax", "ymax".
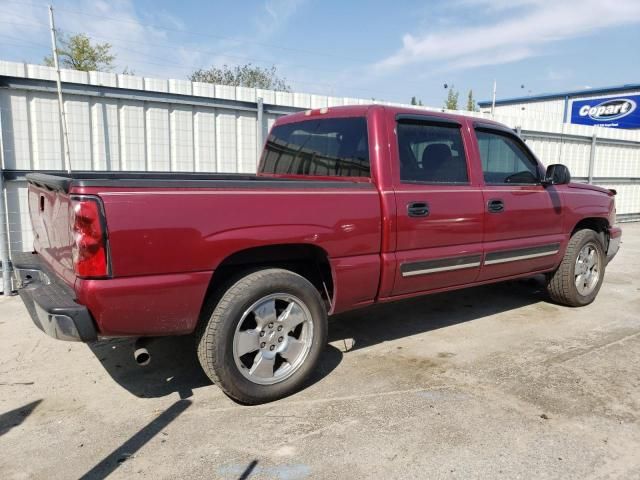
[
  {"xmin": 134, "ymin": 339, "xmax": 151, "ymax": 366},
  {"xmin": 134, "ymin": 347, "xmax": 150, "ymax": 366}
]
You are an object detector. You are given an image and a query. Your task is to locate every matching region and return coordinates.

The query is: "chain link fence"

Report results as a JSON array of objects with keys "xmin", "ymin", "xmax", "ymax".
[{"xmin": 2, "ymin": 61, "xmax": 640, "ymax": 293}]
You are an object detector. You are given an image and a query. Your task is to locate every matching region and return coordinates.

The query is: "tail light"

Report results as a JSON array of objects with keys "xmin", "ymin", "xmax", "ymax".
[
  {"xmin": 71, "ymin": 196, "xmax": 110, "ymax": 278},
  {"xmin": 609, "ymin": 190, "xmax": 617, "ymax": 226}
]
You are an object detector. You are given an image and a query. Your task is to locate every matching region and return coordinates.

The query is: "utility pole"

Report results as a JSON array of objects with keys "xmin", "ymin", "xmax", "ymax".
[
  {"xmin": 491, "ymin": 80, "xmax": 497, "ymax": 116},
  {"xmin": 48, "ymin": 4, "xmax": 72, "ymax": 173},
  {"xmin": 0, "ymin": 108, "xmax": 12, "ymax": 294}
]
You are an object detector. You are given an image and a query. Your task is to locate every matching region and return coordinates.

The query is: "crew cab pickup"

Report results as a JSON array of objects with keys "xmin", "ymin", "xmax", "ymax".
[{"xmin": 16, "ymin": 105, "xmax": 621, "ymax": 404}]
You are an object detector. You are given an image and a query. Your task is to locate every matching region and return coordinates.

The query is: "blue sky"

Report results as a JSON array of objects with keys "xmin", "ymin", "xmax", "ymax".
[{"xmin": 1, "ymin": 0, "xmax": 639, "ymax": 107}]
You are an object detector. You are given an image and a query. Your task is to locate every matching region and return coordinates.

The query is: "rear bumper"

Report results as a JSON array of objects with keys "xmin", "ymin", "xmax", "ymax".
[
  {"xmin": 13, "ymin": 252, "xmax": 97, "ymax": 342},
  {"xmin": 607, "ymin": 226, "xmax": 622, "ymax": 264}
]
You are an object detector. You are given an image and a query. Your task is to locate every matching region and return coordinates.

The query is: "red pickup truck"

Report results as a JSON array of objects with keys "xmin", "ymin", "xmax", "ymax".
[{"xmin": 16, "ymin": 105, "xmax": 621, "ymax": 404}]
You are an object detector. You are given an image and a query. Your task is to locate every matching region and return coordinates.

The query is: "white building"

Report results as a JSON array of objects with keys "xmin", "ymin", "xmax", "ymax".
[{"xmin": 478, "ymin": 84, "xmax": 640, "ymax": 129}]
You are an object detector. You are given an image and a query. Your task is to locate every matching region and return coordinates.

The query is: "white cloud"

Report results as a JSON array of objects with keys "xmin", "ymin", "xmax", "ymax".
[
  {"xmin": 58, "ymin": 0, "xmax": 179, "ymax": 75},
  {"xmin": 376, "ymin": 0, "xmax": 640, "ymax": 72},
  {"xmin": 453, "ymin": 0, "xmax": 546, "ymax": 12},
  {"xmin": 187, "ymin": 0, "xmax": 308, "ymax": 78},
  {"xmin": 439, "ymin": 47, "xmax": 535, "ymax": 75},
  {"xmin": 0, "ymin": 1, "xmax": 48, "ymax": 43},
  {"xmin": 258, "ymin": 0, "xmax": 306, "ymax": 37},
  {"xmin": 546, "ymin": 67, "xmax": 573, "ymax": 81},
  {"xmin": 0, "ymin": 0, "xmax": 310, "ymax": 82},
  {"xmin": 0, "ymin": 0, "xmax": 189, "ymax": 76}
]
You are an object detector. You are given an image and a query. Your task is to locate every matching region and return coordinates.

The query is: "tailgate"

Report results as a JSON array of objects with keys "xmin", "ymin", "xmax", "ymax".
[{"xmin": 27, "ymin": 179, "xmax": 76, "ymax": 287}]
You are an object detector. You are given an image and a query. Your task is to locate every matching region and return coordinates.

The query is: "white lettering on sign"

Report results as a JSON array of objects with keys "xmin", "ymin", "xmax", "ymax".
[{"xmin": 577, "ymin": 98, "xmax": 636, "ymax": 121}]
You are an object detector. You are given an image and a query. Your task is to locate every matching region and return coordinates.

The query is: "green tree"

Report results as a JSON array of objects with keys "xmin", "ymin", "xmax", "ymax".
[
  {"xmin": 444, "ymin": 86, "xmax": 459, "ymax": 110},
  {"xmin": 410, "ymin": 96, "xmax": 423, "ymax": 106},
  {"xmin": 466, "ymin": 89, "xmax": 477, "ymax": 111},
  {"xmin": 190, "ymin": 64, "xmax": 291, "ymax": 91},
  {"xmin": 44, "ymin": 33, "xmax": 115, "ymax": 72}
]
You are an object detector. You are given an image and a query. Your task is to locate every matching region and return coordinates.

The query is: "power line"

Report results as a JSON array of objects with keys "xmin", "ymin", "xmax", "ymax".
[
  {"xmin": 2, "ymin": 0, "xmax": 366, "ymax": 63},
  {"xmin": 0, "ymin": 19, "xmax": 48, "ymax": 29},
  {"xmin": 0, "ymin": 33, "xmax": 50, "ymax": 50},
  {"xmin": 0, "ymin": 14, "xmax": 357, "ymax": 81},
  {"xmin": 0, "ymin": 2, "xmax": 426, "ymax": 100},
  {"xmin": 52, "ymin": 5, "xmax": 370, "ymax": 64},
  {"xmin": 0, "ymin": 0, "xmax": 47, "ymax": 6},
  {"xmin": 54, "ymin": 26, "xmax": 435, "ymax": 97},
  {"xmin": 73, "ymin": 32, "xmax": 349, "ymax": 77},
  {"xmin": 0, "ymin": 4, "xmax": 400, "ymax": 97},
  {"xmin": 0, "ymin": 16, "xmax": 347, "ymax": 93},
  {"xmin": 47, "ymin": 30, "xmax": 342, "ymax": 92},
  {"xmin": 0, "ymin": 41, "xmax": 48, "ymax": 52}
]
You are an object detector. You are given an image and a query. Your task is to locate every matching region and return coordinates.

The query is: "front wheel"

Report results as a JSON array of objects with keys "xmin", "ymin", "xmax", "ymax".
[
  {"xmin": 546, "ymin": 229, "xmax": 606, "ymax": 307},
  {"xmin": 196, "ymin": 268, "xmax": 327, "ymax": 404}
]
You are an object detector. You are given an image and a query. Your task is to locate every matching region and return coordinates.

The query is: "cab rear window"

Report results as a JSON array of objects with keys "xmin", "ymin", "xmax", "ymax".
[{"xmin": 260, "ymin": 117, "xmax": 370, "ymax": 177}]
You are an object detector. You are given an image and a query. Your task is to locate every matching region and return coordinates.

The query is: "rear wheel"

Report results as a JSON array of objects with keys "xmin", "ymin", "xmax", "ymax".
[
  {"xmin": 546, "ymin": 229, "xmax": 606, "ymax": 307},
  {"xmin": 197, "ymin": 268, "xmax": 327, "ymax": 404}
]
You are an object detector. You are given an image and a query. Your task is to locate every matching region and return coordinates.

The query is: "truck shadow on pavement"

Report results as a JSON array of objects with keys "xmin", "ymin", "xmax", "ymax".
[
  {"xmin": 88, "ymin": 335, "xmax": 211, "ymax": 399},
  {"xmin": 87, "ymin": 334, "xmax": 343, "ymax": 400},
  {"xmin": 87, "ymin": 276, "xmax": 547, "ymax": 400},
  {"xmin": 328, "ymin": 276, "xmax": 549, "ymax": 351}
]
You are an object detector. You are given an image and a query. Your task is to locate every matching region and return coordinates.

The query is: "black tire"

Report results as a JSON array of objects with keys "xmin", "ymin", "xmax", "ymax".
[
  {"xmin": 196, "ymin": 268, "xmax": 327, "ymax": 404},
  {"xmin": 546, "ymin": 229, "xmax": 606, "ymax": 307}
]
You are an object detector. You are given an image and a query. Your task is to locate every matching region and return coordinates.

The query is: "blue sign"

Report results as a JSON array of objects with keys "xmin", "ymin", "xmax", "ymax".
[{"xmin": 571, "ymin": 95, "xmax": 640, "ymax": 129}]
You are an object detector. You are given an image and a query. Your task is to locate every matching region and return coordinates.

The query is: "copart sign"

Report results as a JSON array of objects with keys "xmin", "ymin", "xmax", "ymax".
[{"xmin": 571, "ymin": 95, "xmax": 640, "ymax": 129}]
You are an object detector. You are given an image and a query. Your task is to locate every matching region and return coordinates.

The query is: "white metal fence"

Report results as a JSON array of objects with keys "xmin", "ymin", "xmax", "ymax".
[{"xmin": 1, "ymin": 60, "xmax": 640, "ymax": 292}]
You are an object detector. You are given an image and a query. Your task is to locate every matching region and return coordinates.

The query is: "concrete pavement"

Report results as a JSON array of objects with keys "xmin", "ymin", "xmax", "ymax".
[{"xmin": 1, "ymin": 224, "xmax": 639, "ymax": 479}]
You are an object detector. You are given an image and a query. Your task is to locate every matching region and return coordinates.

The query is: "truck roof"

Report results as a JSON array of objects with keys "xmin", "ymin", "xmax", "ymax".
[{"xmin": 274, "ymin": 104, "xmax": 507, "ymax": 130}]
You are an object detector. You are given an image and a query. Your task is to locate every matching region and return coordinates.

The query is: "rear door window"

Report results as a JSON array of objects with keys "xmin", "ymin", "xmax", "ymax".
[
  {"xmin": 260, "ymin": 117, "xmax": 369, "ymax": 177},
  {"xmin": 397, "ymin": 122, "xmax": 469, "ymax": 184}
]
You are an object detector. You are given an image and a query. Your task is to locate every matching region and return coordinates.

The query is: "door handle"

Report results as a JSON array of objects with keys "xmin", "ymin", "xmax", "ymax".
[
  {"xmin": 487, "ymin": 199, "xmax": 504, "ymax": 213},
  {"xmin": 407, "ymin": 201, "xmax": 429, "ymax": 217}
]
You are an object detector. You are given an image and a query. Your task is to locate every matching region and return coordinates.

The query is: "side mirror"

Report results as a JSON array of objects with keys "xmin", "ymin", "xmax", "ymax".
[{"xmin": 543, "ymin": 164, "xmax": 571, "ymax": 186}]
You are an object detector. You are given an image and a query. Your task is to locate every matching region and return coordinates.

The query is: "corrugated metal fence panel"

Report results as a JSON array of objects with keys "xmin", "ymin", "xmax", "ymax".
[
  {"xmin": 91, "ymin": 99, "xmax": 120, "ymax": 170},
  {"xmin": 216, "ymin": 111, "xmax": 238, "ymax": 172},
  {"xmin": 598, "ymin": 183, "xmax": 640, "ymax": 215},
  {"xmin": 146, "ymin": 103, "xmax": 171, "ymax": 171},
  {"xmin": 238, "ymin": 112, "xmax": 258, "ymax": 173},
  {"xmin": 31, "ymin": 93, "xmax": 63, "ymax": 170},
  {"xmin": 1, "ymin": 91, "xmax": 30, "ymax": 169},
  {"xmin": 523, "ymin": 136, "xmax": 592, "ymax": 177},
  {"xmin": 5, "ymin": 180, "xmax": 32, "ymax": 255},
  {"xmin": 194, "ymin": 108, "xmax": 216, "ymax": 172},
  {"xmin": 66, "ymin": 96, "xmax": 92, "ymax": 170},
  {"xmin": 119, "ymin": 100, "xmax": 146, "ymax": 171},
  {"xmin": 594, "ymin": 143, "xmax": 640, "ymax": 178},
  {"xmin": 1, "ymin": 60, "xmax": 640, "ymax": 260},
  {"xmin": 170, "ymin": 105, "xmax": 194, "ymax": 172}
]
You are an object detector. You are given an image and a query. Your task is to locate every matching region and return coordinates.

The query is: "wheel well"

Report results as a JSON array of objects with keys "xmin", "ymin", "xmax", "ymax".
[
  {"xmin": 572, "ymin": 217, "xmax": 609, "ymax": 246},
  {"xmin": 202, "ymin": 244, "xmax": 334, "ymax": 313}
]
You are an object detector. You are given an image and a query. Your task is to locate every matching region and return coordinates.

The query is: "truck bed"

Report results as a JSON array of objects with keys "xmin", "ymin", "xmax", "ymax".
[
  {"xmin": 25, "ymin": 170, "xmax": 382, "ymax": 337},
  {"xmin": 26, "ymin": 171, "xmax": 371, "ymax": 193}
]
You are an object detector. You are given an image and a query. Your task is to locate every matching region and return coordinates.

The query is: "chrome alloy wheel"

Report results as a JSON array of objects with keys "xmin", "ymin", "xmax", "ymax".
[
  {"xmin": 575, "ymin": 243, "xmax": 601, "ymax": 296},
  {"xmin": 232, "ymin": 293, "xmax": 314, "ymax": 385}
]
